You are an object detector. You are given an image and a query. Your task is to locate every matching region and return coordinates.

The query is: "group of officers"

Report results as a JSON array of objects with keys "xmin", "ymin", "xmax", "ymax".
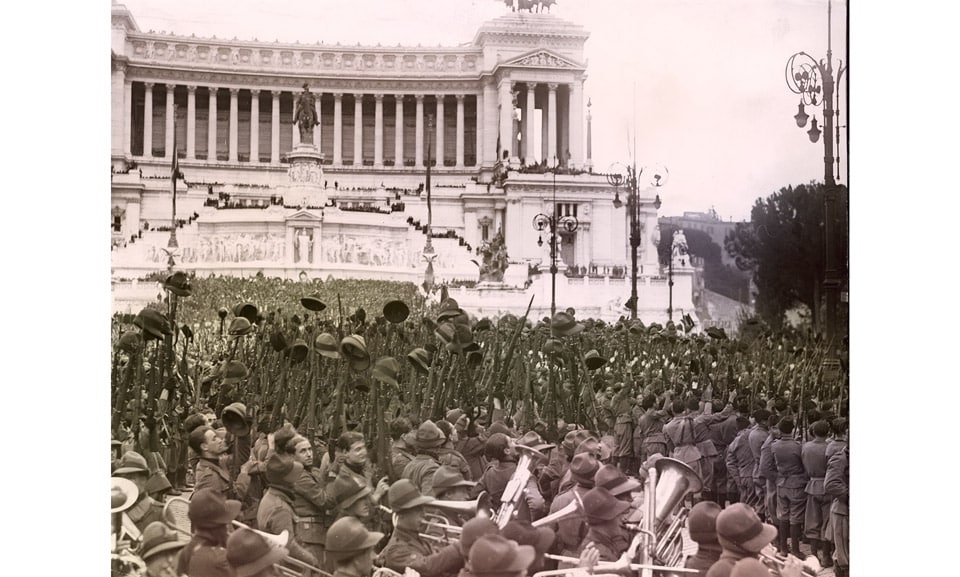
[{"xmin": 111, "ymin": 389, "xmax": 849, "ymax": 577}]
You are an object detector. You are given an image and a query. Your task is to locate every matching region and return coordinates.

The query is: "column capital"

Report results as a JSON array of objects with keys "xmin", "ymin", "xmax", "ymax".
[
  {"xmin": 250, "ymin": 88, "xmax": 261, "ymax": 96},
  {"xmin": 165, "ymin": 83, "xmax": 175, "ymax": 93},
  {"xmin": 394, "ymin": 94, "xmax": 405, "ymax": 101},
  {"xmin": 333, "ymin": 92, "xmax": 344, "ymax": 100},
  {"xmin": 353, "ymin": 93, "xmax": 364, "ymax": 100},
  {"xmin": 435, "ymin": 94, "xmax": 445, "ymax": 101},
  {"xmin": 186, "ymin": 85, "xmax": 197, "ymax": 93},
  {"xmin": 373, "ymin": 93, "xmax": 384, "ymax": 101},
  {"xmin": 547, "ymin": 83, "xmax": 559, "ymax": 91},
  {"xmin": 526, "ymin": 82, "xmax": 538, "ymax": 89},
  {"xmin": 415, "ymin": 94, "xmax": 425, "ymax": 101},
  {"xmin": 455, "ymin": 94, "xmax": 466, "ymax": 101},
  {"xmin": 144, "ymin": 81, "xmax": 155, "ymax": 89},
  {"xmin": 271, "ymin": 90, "xmax": 283, "ymax": 98},
  {"xmin": 229, "ymin": 87, "xmax": 240, "ymax": 95}
]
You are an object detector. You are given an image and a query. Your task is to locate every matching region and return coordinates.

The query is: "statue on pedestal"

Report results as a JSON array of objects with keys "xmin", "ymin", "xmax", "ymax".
[
  {"xmin": 479, "ymin": 231, "xmax": 509, "ymax": 283},
  {"xmin": 293, "ymin": 83, "xmax": 319, "ymax": 145},
  {"xmin": 672, "ymin": 229, "xmax": 689, "ymax": 261}
]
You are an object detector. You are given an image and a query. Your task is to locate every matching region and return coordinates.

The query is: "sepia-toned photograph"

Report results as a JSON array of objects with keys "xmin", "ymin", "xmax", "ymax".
[{"xmin": 104, "ymin": 1, "xmax": 860, "ymax": 576}]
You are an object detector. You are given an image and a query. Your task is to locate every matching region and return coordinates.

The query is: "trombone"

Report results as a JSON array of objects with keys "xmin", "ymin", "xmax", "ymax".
[
  {"xmin": 379, "ymin": 492, "xmax": 491, "ymax": 546},
  {"xmin": 758, "ymin": 545, "xmax": 822, "ymax": 577},
  {"xmin": 160, "ymin": 497, "xmax": 333, "ymax": 577}
]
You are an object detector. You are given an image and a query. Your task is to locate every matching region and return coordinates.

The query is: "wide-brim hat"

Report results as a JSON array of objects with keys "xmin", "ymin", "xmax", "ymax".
[
  {"xmin": 415, "ymin": 419, "xmax": 446, "ymax": 449},
  {"xmin": 288, "ymin": 339, "xmax": 310, "ymax": 363},
  {"xmin": 706, "ymin": 326, "xmax": 728, "ymax": 340},
  {"xmin": 265, "ymin": 455, "xmax": 304, "ymax": 486},
  {"xmin": 340, "ymin": 335, "xmax": 371, "ymax": 371},
  {"xmin": 326, "ymin": 517, "xmax": 384, "ymax": 560},
  {"xmin": 407, "ymin": 348, "xmax": 432, "ymax": 375},
  {"xmin": 114, "ymin": 451, "xmax": 150, "ymax": 476},
  {"xmin": 314, "ymin": 332, "xmax": 340, "ymax": 358},
  {"xmin": 111, "ymin": 477, "xmax": 139, "ymax": 513},
  {"xmin": 581, "ymin": 486, "xmax": 631, "ymax": 522},
  {"xmin": 139, "ymin": 521, "xmax": 189, "ymax": 561},
  {"xmin": 517, "ymin": 430, "xmax": 555, "ymax": 453},
  {"xmin": 569, "ymin": 453, "xmax": 600, "ymax": 487},
  {"xmin": 716, "ymin": 503, "xmax": 778, "ymax": 553},
  {"xmin": 227, "ymin": 528, "xmax": 289, "ymax": 577},
  {"xmin": 145, "ymin": 471, "xmax": 173, "ymax": 495},
  {"xmin": 221, "ymin": 360, "xmax": 249, "ymax": 385},
  {"xmin": 372, "ymin": 357, "xmax": 400, "ymax": 387},
  {"xmin": 300, "ymin": 294, "xmax": 327, "ymax": 312},
  {"xmin": 383, "ymin": 300, "xmax": 410, "ymax": 323},
  {"xmin": 228, "ymin": 317, "xmax": 254, "ymax": 337},
  {"xmin": 688, "ymin": 501, "xmax": 723, "ymax": 544},
  {"xmin": 232, "ymin": 303, "xmax": 259, "ymax": 324},
  {"xmin": 135, "ymin": 307, "xmax": 172, "ymax": 340},
  {"xmin": 584, "ymin": 349, "xmax": 606, "ymax": 370},
  {"xmin": 388, "ymin": 479, "xmax": 435, "ymax": 511},
  {"xmin": 270, "ymin": 331, "xmax": 288, "ymax": 353},
  {"xmin": 473, "ymin": 318, "xmax": 492, "ymax": 332},
  {"xmin": 542, "ymin": 339, "xmax": 563, "ymax": 356},
  {"xmin": 594, "ymin": 464, "xmax": 641, "ymax": 496},
  {"xmin": 189, "ymin": 488, "xmax": 242, "ymax": 528},
  {"xmin": 432, "ymin": 465, "xmax": 477, "ymax": 492},
  {"xmin": 435, "ymin": 322, "xmax": 456, "ymax": 347},
  {"xmin": 500, "ymin": 521, "xmax": 556, "ymax": 556},
  {"xmin": 163, "ymin": 271, "xmax": 192, "ymax": 297},
  {"xmin": 117, "ymin": 331, "xmax": 141, "ymax": 354},
  {"xmin": 436, "ymin": 298, "xmax": 461, "ymax": 322},
  {"xmin": 551, "ymin": 311, "xmax": 584, "ymax": 336},
  {"xmin": 469, "ymin": 535, "xmax": 536, "ymax": 576}
]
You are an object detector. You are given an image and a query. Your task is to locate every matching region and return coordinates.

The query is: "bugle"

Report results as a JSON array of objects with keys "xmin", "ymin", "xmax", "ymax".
[{"xmin": 758, "ymin": 545, "xmax": 821, "ymax": 577}]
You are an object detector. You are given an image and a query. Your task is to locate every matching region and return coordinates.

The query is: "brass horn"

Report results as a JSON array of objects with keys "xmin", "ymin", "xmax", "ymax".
[
  {"xmin": 532, "ymin": 490, "xmax": 585, "ymax": 528},
  {"xmin": 429, "ymin": 491, "xmax": 493, "ymax": 518},
  {"xmin": 652, "ymin": 457, "xmax": 702, "ymax": 529}
]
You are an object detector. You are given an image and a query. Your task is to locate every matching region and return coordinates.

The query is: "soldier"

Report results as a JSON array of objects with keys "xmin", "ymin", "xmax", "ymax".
[
  {"xmin": 190, "ymin": 425, "xmax": 252, "ymax": 503},
  {"xmin": 403, "ymin": 420, "xmax": 446, "ymax": 497},
  {"xmin": 633, "ymin": 391, "xmax": 672, "ymax": 465},
  {"xmin": 705, "ymin": 503, "xmax": 778, "ymax": 577},
  {"xmin": 801, "ymin": 420, "xmax": 832, "ymax": 567},
  {"xmin": 468, "ymin": 535, "xmax": 537, "ymax": 577},
  {"xmin": 693, "ymin": 391, "xmax": 738, "ymax": 503},
  {"xmin": 436, "ymin": 419, "xmax": 473, "ymax": 481},
  {"xmin": 824, "ymin": 444, "xmax": 849, "ymax": 577},
  {"xmin": 609, "ymin": 383, "xmax": 635, "ymax": 474},
  {"xmin": 378, "ymin": 479, "xmax": 465, "ymax": 576},
  {"xmin": 256, "ymin": 455, "xmax": 320, "ymax": 568},
  {"xmin": 139, "ymin": 521, "xmax": 189, "ymax": 577},
  {"xmin": 684, "ymin": 501, "xmax": 723, "ymax": 575},
  {"xmin": 284, "ymin": 433, "xmax": 338, "ymax": 572},
  {"xmin": 389, "ymin": 417, "xmax": 417, "ymax": 481},
  {"xmin": 575, "ymin": 487, "xmax": 632, "ymax": 562},
  {"xmin": 225, "ymin": 527, "xmax": 289, "ymax": 577},
  {"xmin": 547, "ymin": 453, "xmax": 599, "ymax": 564},
  {"xmin": 178, "ymin": 488, "xmax": 241, "ymax": 577},
  {"xmin": 113, "ymin": 451, "xmax": 165, "ymax": 533},
  {"xmin": 757, "ymin": 415, "xmax": 782, "ymax": 545},
  {"xmin": 746, "ymin": 410, "xmax": 771, "ymax": 517},
  {"xmin": 477, "ymin": 432, "xmax": 545, "ymax": 522},
  {"xmin": 771, "ymin": 418, "xmax": 808, "ymax": 559},
  {"xmin": 724, "ymin": 416, "xmax": 752, "ymax": 506},
  {"xmin": 326, "ymin": 517, "xmax": 385, "ymax": 577}
]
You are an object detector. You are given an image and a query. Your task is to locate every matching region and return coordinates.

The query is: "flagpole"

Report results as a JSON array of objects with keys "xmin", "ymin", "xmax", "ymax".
[{"xmin": 168, "ymin": 105, "xmax": 179, "ymax": 253}]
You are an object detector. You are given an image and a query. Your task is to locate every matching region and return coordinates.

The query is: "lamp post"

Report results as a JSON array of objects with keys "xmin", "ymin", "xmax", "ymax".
[
  {"xmin": 422, "ymin": 114, "xmax": 437, "ymax": 294},
  {"xmin": 785, "ymin": 0, "xmax": 846, "ymax": 353},
  {"xmin": 607, "ymin": 163, "xmax": 666, "ymax": 320},
  {"xmin": 532, "ymin": 157, "xmax": 579, "ymax": 321}
]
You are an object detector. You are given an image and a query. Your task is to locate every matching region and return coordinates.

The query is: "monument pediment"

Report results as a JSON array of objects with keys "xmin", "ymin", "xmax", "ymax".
[
  {"xmin": 286, "ymin": 209, "xmax": 322, "ymax": 222},
  {"xmin": 500, "ymin": 49, "xmax": 583, "ymax": 70}
]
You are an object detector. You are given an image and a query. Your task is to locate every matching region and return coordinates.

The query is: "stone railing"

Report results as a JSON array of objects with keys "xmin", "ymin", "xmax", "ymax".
[{"xmin": 125, "ymin": 34, "xmax": 482, "ymax": 77}]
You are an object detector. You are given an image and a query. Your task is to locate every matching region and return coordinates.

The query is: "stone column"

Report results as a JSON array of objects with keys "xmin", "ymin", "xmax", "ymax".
[
  {"xmin": 415, "ymin": 94, "xmax": 425, "ymax": 166},
  {"xmin": 143, "ymin": 83, "xmax": 154, "ymax": 157},
  {"xmin": 353, "ymin": 94, "xmax": 363, "ymax": 165},
  {"xmin": 498, "ymin": 80, "xmax": 513, "ymax": 160},
  {"xmin": 374, "ymin": 93, "xmax": 384, "ymax": 167},
  {"xmin": 482, "ymin": 81, "xmax": 498, "ymax": 166},
  {"xmin": 333, "ymin": 93, "xmax": 344, "ymax": 165},
  {"xmin": 271, "ymin": 90, "xmax": 281, "ymax": 164},
  {"xmin": 286, "ymin": 226, "xmax": 295, "ymax": 265},
  {"xmin": 455, "ymin": 94, "xmax": 465, "ymax": 168},
  {"xmin": 208, "ymin": 87, "xmax": 218, "ymax": 161},
  {"xmin": 394, "ymin": 95, "xmax": 404, "ymax": 165},
  {"xmin": 525, "ymin": 83, "xmax": 538, "ymax": 165},
  {"xmin": 435, "ymin": 95, "xmax": 445, "ymax": 167},
  {"xmin": 229, "ymin": 88, "xmax": 239, "ymax": 162},
  {"xmin": 165, "ymin": 84, "xmax": 175, "ymax": 160},
  {"xmin": 186, "ymin": 85, "xmax": 197, "ymax": 159},
  {"xmin": 475, "ymin": 91, "xmax": 484, "ymax": 166},
  {"xmin": 505, "ymin": 198, "xmax": 521, "ymax": 247},
  {"xmin": 112, "ymin": 62, "xmax": 126, "ymax": 156},
  {"xmin": 314, "ymin": 90, "xmax": 322, "ymax": 147},
  {"xmin": 123, "ymin": 77, "xmax": 132, "ymax": 155},
  {"xmin": 569, "ymin": 80, "xmax": 584, "ymax": 168},
  {"xmin": 249, "ymin": 89, "xmax": 260, "ymax": 163},
  {"xmin": 547, "ymin": 83, "xmax": 558, "ymax": 163},
  {"xmin": 464, "ymin": 211, "xmax": 478, "ymax": 249}
]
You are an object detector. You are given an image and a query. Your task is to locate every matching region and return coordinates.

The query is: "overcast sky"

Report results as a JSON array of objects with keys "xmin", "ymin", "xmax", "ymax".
[{"xmin": 114, "ymin": 0, "xmax": 848, "ymax": 222}]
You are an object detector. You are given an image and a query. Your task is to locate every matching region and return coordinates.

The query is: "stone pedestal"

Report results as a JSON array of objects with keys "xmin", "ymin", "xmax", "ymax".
[{"xmin": 283, "ymin": 144, "xmax": 326, "ymax": 209}]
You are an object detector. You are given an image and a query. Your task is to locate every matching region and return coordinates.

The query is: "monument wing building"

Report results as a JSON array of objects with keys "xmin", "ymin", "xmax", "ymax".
[{"xmin": 110, "ymin": 2, "xmax": 695, "ymax": 323}]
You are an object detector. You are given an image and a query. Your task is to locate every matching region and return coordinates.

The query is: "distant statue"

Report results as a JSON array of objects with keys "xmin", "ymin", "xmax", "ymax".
[
  {"xmin": 505, "ymin": 0, "xmax": 556, "ymax": 13},
  {"xmin": 672, "ymin": 229, "xmax": 689, "ymax": 260},
  {"xmin": 293, "ymin": 83, "xmax": 319, "ymax": 145},
  {"xmin": 479, "ymin": 232, "xmax": 509, "ymax": 283}
]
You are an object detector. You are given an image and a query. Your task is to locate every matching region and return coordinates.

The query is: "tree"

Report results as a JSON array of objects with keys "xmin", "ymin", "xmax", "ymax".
[
  {"xmin": 657, "ymin": 224, "xmax": 751, "ymax": 303},
  {"xmin": 724, "ymin": 182, "xmax": 849, "ymax": 331}
]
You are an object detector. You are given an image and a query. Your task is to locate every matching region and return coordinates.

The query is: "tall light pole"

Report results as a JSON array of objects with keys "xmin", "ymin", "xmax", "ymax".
[
  {"xmin": 422, "ymin": 114, "xmax": 437, "ymax": 292},
  {"xmin": 785, "ymin": 0, "xmax": 846, "ymax": 353},
  {"xmin": 607, "ymin": 163, "xmax": 666, "ymax": 320}
]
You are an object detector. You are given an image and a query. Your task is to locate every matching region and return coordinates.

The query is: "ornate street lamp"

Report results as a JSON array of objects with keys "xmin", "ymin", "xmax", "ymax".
[
  {"xmin": 532, "ymin": 157, "xmax": 579, "ymax": 321},
  {"xmin": 607, "ymin": 162, "xmax": 668, "ymax": 319},
  {"xmin": 785, "ymin": 0, "xmax": 846, "ymax": 353}
]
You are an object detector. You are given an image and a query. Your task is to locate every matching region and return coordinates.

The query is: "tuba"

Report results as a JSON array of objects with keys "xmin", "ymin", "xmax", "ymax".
[
  {"xmin": 631, "ymin": 458, "xmax": 702, "ymax": 571},
  {"xmin": 493, "ymin": 445, "xmax": 548, "ymax": 529}
]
